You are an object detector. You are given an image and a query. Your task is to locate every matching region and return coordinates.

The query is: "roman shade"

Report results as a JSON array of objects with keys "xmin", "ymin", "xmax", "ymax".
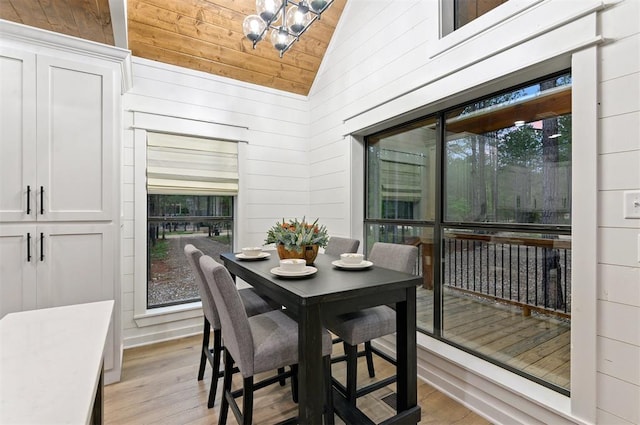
[{"xmin": 147, "ymin": 132, "xmax": 238, "ymax": 195}]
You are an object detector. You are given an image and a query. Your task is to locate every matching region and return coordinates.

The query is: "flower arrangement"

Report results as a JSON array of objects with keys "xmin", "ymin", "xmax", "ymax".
[{"xmin": 265, "ymin": 217, "xmax": 329, "ymax": 253}]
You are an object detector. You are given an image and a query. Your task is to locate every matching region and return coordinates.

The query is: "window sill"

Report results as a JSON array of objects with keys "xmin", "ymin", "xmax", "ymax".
[{"xmin": 133, "ymin": 302, "xmax": 203, "ymax": 327}]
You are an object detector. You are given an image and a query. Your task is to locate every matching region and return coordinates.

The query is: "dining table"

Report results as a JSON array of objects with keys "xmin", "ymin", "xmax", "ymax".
[{"xmin": 220, "ymin": 251, "xmax": 422, "ymax": 425}]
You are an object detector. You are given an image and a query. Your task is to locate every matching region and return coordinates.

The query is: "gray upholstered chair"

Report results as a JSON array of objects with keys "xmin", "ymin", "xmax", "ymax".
[
  {"xmin": 184, "ymin": 244, "xmax": 281, "ymax": 408},
  {"xmin": 324, "ymin": 236, "xmax": 360, "ymax": 257},
  {"xmin": 199, "ymin": 254, "xmax": 334, "ymax": 425},
  {"xmin": 324, "ymin": 242, "xmax": 419, "ymax": 405}
]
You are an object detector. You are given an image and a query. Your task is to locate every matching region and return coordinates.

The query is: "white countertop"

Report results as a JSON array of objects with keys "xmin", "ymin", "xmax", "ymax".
[{"xmin": 0, "ymin": 301, "xmax": 114, "ymax": 425}]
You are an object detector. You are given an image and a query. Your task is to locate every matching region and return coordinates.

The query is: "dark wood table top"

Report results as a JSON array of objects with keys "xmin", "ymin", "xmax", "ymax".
[{"xmin": 220, "ymin": 251, "xmax": 422, "ymax": 314}]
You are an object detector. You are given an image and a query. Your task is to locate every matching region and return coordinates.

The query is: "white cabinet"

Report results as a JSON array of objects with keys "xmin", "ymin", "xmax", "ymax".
[
  {"xmin": 0, "ymin": 49, "xmax": 36, "ymax": 222},
  {"xmin": 0, "ymin": 226, "xmax": 37, "ymax": 316},
  {"xmin": 0, "ymin": 27, "xmax": 125, "ymax": 383},
  {"xmin": 0, "ymin": 51, "xmax": 114, "ymax": 222}
]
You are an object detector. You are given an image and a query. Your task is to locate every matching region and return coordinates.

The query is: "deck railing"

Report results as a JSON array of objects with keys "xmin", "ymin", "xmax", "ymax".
[{"xmin": 440, "ymin": 232, "xmax": 571, "ymax": 317}]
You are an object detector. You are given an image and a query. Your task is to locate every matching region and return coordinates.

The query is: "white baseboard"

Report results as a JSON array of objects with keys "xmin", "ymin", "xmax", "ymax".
[{"xmin": 123, "ymin": 323, "xmax": 202, "ymax": 349}]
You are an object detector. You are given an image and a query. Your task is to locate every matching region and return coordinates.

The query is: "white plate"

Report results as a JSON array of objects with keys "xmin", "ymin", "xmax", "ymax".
[
  {"xmin": 236, "ymin": 252, "xmax": 271, "ymax": 260},
  {"xmin": 331, "ymin": 260, "xmax": 373, "ymax": 270},
  {"xmin": 270, "ymin": 266, "xmax": 317, "ymax": 278}
]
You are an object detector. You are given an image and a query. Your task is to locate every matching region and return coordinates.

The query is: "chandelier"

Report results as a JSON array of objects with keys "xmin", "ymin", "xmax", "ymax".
[{"xmin": 242, "ymin": 0, "xmax": 334, "ymax": 57}]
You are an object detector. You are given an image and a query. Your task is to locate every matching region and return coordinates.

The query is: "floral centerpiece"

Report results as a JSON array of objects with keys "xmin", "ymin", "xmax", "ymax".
[{"xmin": 265, "ymin": 217, "xmax": 329, "ymax": 265}]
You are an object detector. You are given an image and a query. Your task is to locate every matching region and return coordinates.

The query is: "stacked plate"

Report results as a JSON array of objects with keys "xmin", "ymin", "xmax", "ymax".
[
  {"xmin": 270, "ymin": 266, "xmax": 317, "ymax": 277},
  {"xmin": 331, "ymin": 259, "xmax": 373, "ymax": 270}
]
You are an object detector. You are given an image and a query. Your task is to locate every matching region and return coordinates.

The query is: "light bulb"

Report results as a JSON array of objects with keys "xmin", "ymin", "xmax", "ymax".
[
  {"xmin": 270, "ymin": 27, "xmax": 293, "ymax": 51},
  {"xmin": 286, "ymin": 5, "xmax": 310, "ymax": 34},
  {"xmin": 256, "ymin": 0, "xmax": 282, "ymax": 23},
  {"xmin": 243, "ymin": 15, "xmax": 266, "ymax": 42},
  {"xmin": 309, "ymin": 0, "xmax": 328, "ymax": 13}
]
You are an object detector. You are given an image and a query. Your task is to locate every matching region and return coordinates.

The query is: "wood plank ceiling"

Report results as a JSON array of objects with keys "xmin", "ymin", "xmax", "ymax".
[{"xmin": 0, "ymin": 0, "xmax": 346, "ymax": 95}]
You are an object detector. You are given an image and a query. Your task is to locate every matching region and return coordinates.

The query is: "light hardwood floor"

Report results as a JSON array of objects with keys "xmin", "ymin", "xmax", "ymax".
[{"xmin": 104, "ymin": 334, "xmax": 491, "ymax": 425}]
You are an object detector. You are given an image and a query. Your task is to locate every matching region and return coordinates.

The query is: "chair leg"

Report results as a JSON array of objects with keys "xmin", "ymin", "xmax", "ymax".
[
  {"xmin": 345, "ymin": 343, "xmax": 358, "ymax": 406},
  {"xmin": 290, "ymin": 364, "xmax": 298, "ymax": 403},
  {"xmin": 278, "ymin": 367, "xmax": 286, "ymax": 386},
  {"xmin": 218, "ymin": 349, "xmax": 234, "ymax": 425},
  {"xmin": 198, "ymin": 318, "xmax": 211, "ymax": 381},
  {"xmin": 364, "ymin": 341, "xmax": 375, "ymax": 378},
  {"xmin": 242, "ymin": 376, "xmax": 254, "ymax": 425},
  {"xmin": 323, "ymin": 355, "xmax": 334, "ymax": 425},
  {"xmin": 208, "ymin": 329, "xmax": 222, "ymax": 408}
]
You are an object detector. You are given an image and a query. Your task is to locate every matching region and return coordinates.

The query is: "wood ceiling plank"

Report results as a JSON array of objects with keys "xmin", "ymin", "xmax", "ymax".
[
  {"xmin": 5, "ymin": 0, "xmax": 49, "ymax": 28},
  {"xmin": 146, "ymin": 0, "xmax": 344, "ymax": 45},
  {"xmin": 68, "ymin": 0, "xmax": 113, "ymax": 44},
  {"xmin": 129, "ymin": 39, "xmax": 310, "ymax": 94},
  {"xmin": 37, "ymin": 0, "xmax": 83, "ymax": 36},
  {"xmin": 130, "ymin": 0, "xmax": 331, "ymax": 60},
  {"xmin": 128, "ymin": 2, "xmax": 323, "ymax": 72},
  {"xmin": 128, "ymin": 22, "xmax": 316, "ymax": 88},
  {"xmin": 0, "ymin": 0, "xmax": 21, "ymax": 22},
  {"xmin": 94, "ymin": 0, "xmax": 114, "ymax": 42},
  {"xmin": 3, "ymin": 0, "xmax": 346, "ymax": 95},
  {"xmin": 206, "ymin": 0, "xmax": 345, "ymax": 45}
]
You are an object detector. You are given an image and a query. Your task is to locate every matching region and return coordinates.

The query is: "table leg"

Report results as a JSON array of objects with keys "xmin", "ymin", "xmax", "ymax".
[
  {"xmin": 298, "ymin": 303, "xmax": 324, "ymax": 424},
  {"xmin": 396, "ymin": 286, "xmax": 418, "ymax": 414}
]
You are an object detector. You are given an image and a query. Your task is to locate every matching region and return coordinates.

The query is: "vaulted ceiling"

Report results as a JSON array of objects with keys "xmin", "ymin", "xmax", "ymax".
[{"xmin": 1, "ymin": 0, "xmax": 346, "ymax": 95}]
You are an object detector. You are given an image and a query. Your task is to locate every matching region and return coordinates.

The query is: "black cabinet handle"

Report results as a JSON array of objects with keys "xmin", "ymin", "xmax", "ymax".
[
  {"xmin": 26, "ymin": 186, "xmax": 31, "ymax": 214},
  {"xmin": 40, "ymin": 186, "xmax": 44, "ymax": 215},
  {"xmin": 40, "ymin": 232, "xmax": 44, "ymax": 261},
  {"xmin": 27, "ymin": 233, "xmax": 31, "ymax": 262}
]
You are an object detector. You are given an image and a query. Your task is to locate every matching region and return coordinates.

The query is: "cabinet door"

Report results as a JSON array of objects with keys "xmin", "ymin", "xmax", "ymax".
[
  {"xmin": 36, "ymin": 56, "xmax": 115, "ymax": 221},
  {"xmin": 0, "ymin": 225, "xmax": 37, "ymax": 317},
  {"xmin": 36, "ymin": 223, "xmax": 115, "ymax": 309},
  {"xmin": 0, "ymin": 49, "xmax": 37, "ymax": 222},
  {"xmin": 36, "ymin": 223, "xmax": 116, "ymax": 370}
]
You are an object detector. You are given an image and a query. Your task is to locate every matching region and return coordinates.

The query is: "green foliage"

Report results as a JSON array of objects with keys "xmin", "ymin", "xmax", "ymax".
[
  {"xmin": 265, "ymin": 217, "xmax": 330, "ymax": 252},
  {"xmin": 447, "ymin": 198, "xmax": 471, "ymax": 221},
  {"xmin": 497, "ymin": 125, "xmax": 542, "ymax": 169},
  {"xmin": 150, "ymin": 239, "xmax": 169, "ymax": 261}
]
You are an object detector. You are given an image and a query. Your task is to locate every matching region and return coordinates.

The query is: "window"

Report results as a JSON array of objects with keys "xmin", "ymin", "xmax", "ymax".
[
  {"xmin": 442, "ymin": 0, "xmax": 509, "ymax": 36},
  {"xmin": 365, "ymin": 72, "xmax": 572, "ymax": 394},
  {"xmin": 454, "ymin": 0, "xmax": 508, "ymax": 29},
  {"xmin": 146, "ymin": 133, "xmax": 238, "ymax": 308},
  {"xmin": 147, "ymin": 194, "xmax": 233, "ymax": 308}
]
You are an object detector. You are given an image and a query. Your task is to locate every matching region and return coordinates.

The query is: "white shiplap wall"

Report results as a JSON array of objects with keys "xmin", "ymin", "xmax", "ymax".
[
  {"xmin": 596, "ymin": 1, "xmax": 640, "ymax": 424},
  {"xmin": 307, "ymin": 0, "xmax": 639, "ymax": 424},
  {"xmin": 117, "ymin": 0, "xmax": 638, "ymax": 423},
  {"xmin": 121, "ymin": 58, "xmax": 311, "ymax": 346}
]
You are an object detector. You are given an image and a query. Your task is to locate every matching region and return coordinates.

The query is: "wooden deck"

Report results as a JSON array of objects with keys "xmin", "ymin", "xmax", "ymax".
[{"xmin": 416, "ymin": 286, "xmax": 571, "ymax": 391}]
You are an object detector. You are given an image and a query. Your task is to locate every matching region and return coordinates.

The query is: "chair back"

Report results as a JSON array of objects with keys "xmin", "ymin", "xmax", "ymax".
[
  {"xmin": 199, "ymin": 255, "xmax": 254, "ymax": 376},
  {"xmin": 368, "ymin": 242, "xmax": 418, "ymax": 274},
  {"xmin": 325, "ymin": 236, "xmax": 360, "ymax": 257},
  {"xmin": 184, "ymin": 244, "xmax": 220, "ymax": 329}
]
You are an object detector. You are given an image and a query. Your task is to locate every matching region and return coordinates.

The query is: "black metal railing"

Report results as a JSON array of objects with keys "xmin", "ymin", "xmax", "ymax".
[{"xmin": 442, "ymin": 232, "xmax": 571, "ymax": 317}]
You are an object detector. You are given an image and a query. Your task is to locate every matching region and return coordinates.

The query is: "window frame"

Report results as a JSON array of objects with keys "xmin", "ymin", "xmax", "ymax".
[
  {"xmin": 364, "ymin": 70, "xmax": 574, "ymax": 395},
  {"xmin": 436, "ymin": 0, "xmax": 544, "ymax": 57},
  {"xmin": 131, "ymin": 115, "xmax": 249, "ymax": 327}
]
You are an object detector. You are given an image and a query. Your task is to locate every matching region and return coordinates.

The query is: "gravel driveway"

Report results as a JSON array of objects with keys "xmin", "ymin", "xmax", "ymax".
[{"xmin": 148, "ymin": 234, "xmax": 232, "ymax": 307}]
